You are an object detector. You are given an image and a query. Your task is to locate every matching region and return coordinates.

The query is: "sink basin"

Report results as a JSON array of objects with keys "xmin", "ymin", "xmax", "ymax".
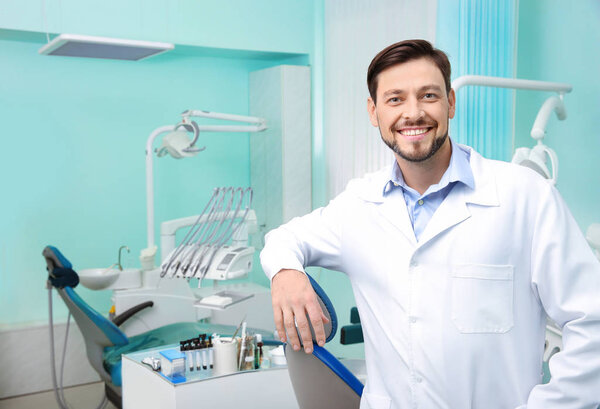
[
  {"xmin": 79, "ymin": 268, "xmax": 120, "ymax": 290},
  {"xmin": 79, "ymin": 268, "xmax": 142, "ymax": 290}
]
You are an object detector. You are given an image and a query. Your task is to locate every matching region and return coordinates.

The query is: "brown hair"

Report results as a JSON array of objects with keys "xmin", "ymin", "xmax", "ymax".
[{"xmin": 367, "ymin": 39, "xmax": 451, "ymax": 104}]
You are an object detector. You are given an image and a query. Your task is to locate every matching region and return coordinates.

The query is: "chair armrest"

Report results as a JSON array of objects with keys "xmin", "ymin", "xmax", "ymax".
[
  {"xmin": 112, "ymin": 301, "xmax": 154, "ymax": 326},
  {"xmin": 350, "ymin": 307, "xmax": 360, "ymax": 324},
  {"xmin": 340, "ymin": 324, "xmax": 363, "ymax": 345}
]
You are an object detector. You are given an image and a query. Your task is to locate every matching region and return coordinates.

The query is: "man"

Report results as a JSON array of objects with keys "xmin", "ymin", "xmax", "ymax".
[{"xmin": 260, "ymin": 40, "xmax": 600, "ymax": 408}]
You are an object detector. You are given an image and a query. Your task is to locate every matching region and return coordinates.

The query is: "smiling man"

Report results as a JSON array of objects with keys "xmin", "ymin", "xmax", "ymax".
[{"xmin": 261, "ymin": 40, "xmax": 600, "ymax": 408}]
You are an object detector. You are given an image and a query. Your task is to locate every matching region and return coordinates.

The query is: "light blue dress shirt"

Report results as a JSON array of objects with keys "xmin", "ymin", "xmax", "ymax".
[{"xmin": 384, "ymin": 138, "xmax": 475, "ymax": 241}]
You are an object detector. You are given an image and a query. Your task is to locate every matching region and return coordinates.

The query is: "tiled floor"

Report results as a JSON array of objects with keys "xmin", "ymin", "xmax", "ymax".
[{"xmin": 0, "ymin": 382, "xmax": 118, "ymax": 409}]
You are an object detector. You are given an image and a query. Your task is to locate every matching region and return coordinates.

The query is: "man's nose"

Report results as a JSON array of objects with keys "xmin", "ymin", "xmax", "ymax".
[{"xmin": 402, "ymin": 98, "xmax": 424, "ymax": 121}]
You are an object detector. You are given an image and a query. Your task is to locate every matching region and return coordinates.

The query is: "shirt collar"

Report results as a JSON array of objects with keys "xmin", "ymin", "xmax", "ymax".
[{"xmin": 383, "ymin": 138, "xmax": 475, "ymax": 196}]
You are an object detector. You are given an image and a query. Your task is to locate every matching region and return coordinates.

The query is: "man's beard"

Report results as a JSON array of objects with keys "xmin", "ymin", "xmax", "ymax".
[{"xmin": 381, "ymin": 126, "xmax": 448, "ymax": 163}]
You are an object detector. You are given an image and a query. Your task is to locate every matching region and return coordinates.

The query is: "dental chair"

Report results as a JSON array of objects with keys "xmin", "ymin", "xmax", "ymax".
[
  {"xmin": 286, "ymin": 275, "xmax": 567, "ymax": 409},
  {"xmin": 42, "ymin": 246, "xmax": 257, "ymax": 409},
  {"xmin": 284, "ymin": 274, "xmax": 364, "ymax": 409}
]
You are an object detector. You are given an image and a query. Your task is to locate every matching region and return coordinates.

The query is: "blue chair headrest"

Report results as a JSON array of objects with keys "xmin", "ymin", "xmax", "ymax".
[{"xmin": 43, "ymin": 246, "xmax": 79, "ymax": 288}]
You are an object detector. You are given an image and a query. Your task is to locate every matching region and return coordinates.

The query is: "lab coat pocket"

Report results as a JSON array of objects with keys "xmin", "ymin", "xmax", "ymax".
[
  {"xmin": 363, "ymin": 392, "xmax": 392, "ymax": 409},
  {"xmin": 451, "ymin": 264, "xmax": 514, "ymax": 334}
]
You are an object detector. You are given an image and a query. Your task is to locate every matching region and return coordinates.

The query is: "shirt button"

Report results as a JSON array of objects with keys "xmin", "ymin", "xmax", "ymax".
[
  {"xmin": 410, "ymin": 260, "xmax": 418, "ymax": 268},
  {"xmin": 393, "ymin": 182, "xmax": 399, "ymax": 187},
  {"xmin": 415, "ymin": 376, "xmax": 423, "ymax": 383},
  {"xmin": 418, "ymin": 199, "xmax": 424, "ymax": 205},
  {"xmin": 409, "ymin": 317, "xmax": 417, "ymax": 323}
]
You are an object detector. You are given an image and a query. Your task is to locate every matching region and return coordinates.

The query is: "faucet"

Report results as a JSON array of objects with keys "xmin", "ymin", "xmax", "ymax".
[{"xmin": 117, "ymin": 245, "xmax": 130, "ymax": 271}]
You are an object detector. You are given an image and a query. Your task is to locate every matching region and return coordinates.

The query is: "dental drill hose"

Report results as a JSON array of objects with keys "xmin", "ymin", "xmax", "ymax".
[
  {"xmin": 47, "ymin": 285, "xmax": 107, "ymax": 409},
  {"xmin": 48, "ymin": 284, "xmax": 69, "ymax": 409}
]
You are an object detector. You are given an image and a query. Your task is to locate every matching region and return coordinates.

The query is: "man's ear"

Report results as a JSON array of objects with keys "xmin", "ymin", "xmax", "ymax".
[
  {"xmin": 448, "ymin": 88, "xmax": 456, "ymax": 119},
  {"xmin": 367, "ymin": 97, "xmax": 379, "ymax": 127}
]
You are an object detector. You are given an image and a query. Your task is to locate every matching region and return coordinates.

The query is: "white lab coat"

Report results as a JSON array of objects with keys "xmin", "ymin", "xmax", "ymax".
[{"xmin": 261, "ymin": 147, "xmax": 600, "ymax": 409}]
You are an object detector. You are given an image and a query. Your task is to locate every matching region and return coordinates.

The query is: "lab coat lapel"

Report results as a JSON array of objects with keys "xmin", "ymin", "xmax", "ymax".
[
  {"xmin": 376, "ymin": 193, "xmax": 418, "ymax": 245},
  {"xmin": 417, "ymin": 149, "xmax": 500, "ymax": 247},
  {"xmin": 417, "ymin": 187, "xmax": 471, "ymax": 247},
  {"xmin": 355, "ymin": 168, "xmax": 418, "ymax": 245}
]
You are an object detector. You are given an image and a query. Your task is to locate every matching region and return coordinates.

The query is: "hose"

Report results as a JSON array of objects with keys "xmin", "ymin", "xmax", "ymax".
[{"xmin": 48, "ymin": 286, "xmax": 108, "ymax": 409}]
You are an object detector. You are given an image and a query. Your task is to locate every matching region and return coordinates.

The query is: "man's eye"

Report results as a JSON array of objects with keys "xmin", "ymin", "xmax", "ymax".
[
  {"xmin": 424, "ymin": 93, "xmax": 437, "ymax": 99},
  {"xmin": 388, "ymin": 97, "xmax": 400, "ymax": 103}
]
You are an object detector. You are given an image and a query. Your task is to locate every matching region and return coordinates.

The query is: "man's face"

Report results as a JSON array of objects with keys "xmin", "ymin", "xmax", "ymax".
[{"xmin": 367, "ymin": 58, "xmax": 456, "ymax": 163}]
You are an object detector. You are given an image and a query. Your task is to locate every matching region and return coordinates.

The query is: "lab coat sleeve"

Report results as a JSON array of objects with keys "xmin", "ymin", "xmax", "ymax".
[
  {"xmin": 260, "ymin": 192, "xmax": 347, "ymax": 281},
  {"xmin": 526, "ymin": 183, "xmax": 600, "ymax": 409}
]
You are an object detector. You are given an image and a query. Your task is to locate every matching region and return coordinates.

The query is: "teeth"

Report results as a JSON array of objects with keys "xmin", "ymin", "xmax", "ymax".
[{"xmin": 400, "ymin": 128, "xmax": 429, "ymax": 136}]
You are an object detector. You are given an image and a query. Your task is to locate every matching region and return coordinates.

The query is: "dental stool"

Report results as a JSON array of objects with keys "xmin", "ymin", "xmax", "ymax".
[
  {"xmin": 284, "ymin": 274, "xmax": 364, "ymax": 409},
  {"xmin": 42, "ymin": 246, "xmax": 263, "ymax": 409}
]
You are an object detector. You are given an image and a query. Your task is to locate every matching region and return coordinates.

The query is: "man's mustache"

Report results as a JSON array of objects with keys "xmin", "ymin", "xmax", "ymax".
[{"xmin": 393, "ymin": 118, "xmax": 437, "ymax": 131}]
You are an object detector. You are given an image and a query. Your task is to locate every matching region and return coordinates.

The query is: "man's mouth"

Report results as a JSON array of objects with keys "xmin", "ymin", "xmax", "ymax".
[
  {"xmin": 395, "ymin": 126, "xmax": 434, "ymax": 141},
  {"xmin": 398, "ymin": 127, "xmax": 431, "ymax": 136}
]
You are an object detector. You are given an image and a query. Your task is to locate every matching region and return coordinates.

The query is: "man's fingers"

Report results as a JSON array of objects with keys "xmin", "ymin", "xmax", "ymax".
[
  {"xmin": 306, "ymin": 302, "xmax": 327, "ymax": 348},
  {"xmin": 283, "ymin": 307, "xmax": 301, "ymax": 351},
  {"xmin": 294, "ymin": 307, "xmax": 315, "ymax": 353},
  {"xmin": 272, "ymin": 306, "xmax": 286, "ymax": 343}
]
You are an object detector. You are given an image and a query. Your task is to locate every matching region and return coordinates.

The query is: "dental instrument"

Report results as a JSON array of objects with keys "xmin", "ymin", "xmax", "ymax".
[
  {"xmin": 238, "ymin": 321, "xmax": 247, "ymax": 370},
  {"xmin": 161, "ymin": 187, "xmax": 254, "ymax": 282},
  {"xmin": 230, "ymin": 315, "xmax": 247, "ymax": 341},
  {"xmin": 164, "ymin": 188, "xmax": 230, "ymax": 278},
  {"xmin": 143, "ymin": 110, "xmax": 267, "ymax": 271},
  {"xmin": 160, "ymin": 188, "xmax": 221, "ymax": 277},
  {"xmin": 191, "ymin": 188, "xmax": 253, "ymax": 280},
  {"xmin": 183, "ymin": 188, "xmax": 238, "ymax": 278},
  {"xmin": 141, "ymin": 357, "xmax": 161, "ymax": 371}
]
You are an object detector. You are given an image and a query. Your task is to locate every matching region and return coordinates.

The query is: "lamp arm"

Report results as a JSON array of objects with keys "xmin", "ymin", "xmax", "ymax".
[
  {"xmin": 182, "ymin": 110, "xmax": 267, "ymax": 132},
  {"xmin": 182, "ymin": 110, "xmax": 265, "ymax": 124},
  {"xmin": 530, "ymin": 96, "xmax": 567, "ymax": 141},
  {"xmin": 145, "ymin": 125, "xmax": 176, "ymax": 250},
  {"xmin": 451, "ymin": 75, "xmax": 573, "ymax": 94}
]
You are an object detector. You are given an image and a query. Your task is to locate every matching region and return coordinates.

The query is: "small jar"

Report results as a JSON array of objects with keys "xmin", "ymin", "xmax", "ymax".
[{"xmin": 243, "ymin": 356, "xmax": 255, "ymax": 370}]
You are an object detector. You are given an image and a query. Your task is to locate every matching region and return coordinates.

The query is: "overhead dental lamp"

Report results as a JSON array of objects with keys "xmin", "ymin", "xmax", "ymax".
[
  {"xmin": 452, "ymin": 76, "xmax": 572, "ymax": 186},
  {"xmin": 38, "ymin": 33, "xmax": 174, "ymax": 61},
  {"xmin": 511, "ymin": 95, "xmax": 566, "ymax": 185},
  {"xmin": 141, "ymin": 110, "xmax": 267, "ymax": 269}
]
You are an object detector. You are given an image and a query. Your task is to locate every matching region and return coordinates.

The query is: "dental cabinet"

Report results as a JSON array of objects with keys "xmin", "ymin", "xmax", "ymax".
[{"xmin": 122, "ymin": 344, "xmax": 298, "ymax": 409}]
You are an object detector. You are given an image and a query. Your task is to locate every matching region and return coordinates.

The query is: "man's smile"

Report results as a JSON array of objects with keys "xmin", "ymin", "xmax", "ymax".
[{"xmin": 395, "ymin": 126, "xmax": 434, "ymax": 141}]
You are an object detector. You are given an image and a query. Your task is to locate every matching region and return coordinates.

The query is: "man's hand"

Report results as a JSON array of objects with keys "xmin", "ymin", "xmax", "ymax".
[{"xmin": 271, "ymin": 269, "xmax": 330, "ymax": 354}]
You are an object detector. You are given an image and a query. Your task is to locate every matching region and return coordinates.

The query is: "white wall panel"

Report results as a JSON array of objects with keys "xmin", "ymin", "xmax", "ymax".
[{"xmin": 324, "ymin": 0, "xmax": 438, "ymax": 198}]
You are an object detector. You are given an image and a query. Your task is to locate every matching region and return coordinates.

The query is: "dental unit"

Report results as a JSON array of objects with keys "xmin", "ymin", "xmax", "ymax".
[{"xmin": 142, "ymin": 110, "xmax": 266, "ymax": 271}]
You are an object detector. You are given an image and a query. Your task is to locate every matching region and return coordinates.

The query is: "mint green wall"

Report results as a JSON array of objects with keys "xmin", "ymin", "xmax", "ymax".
[
  {"xmin": 515, "ymin": 0, "xmax": 600, "ymax": 231},
  {"xmin": 0, "ymin": 1, "xmax": 317, "ymax": 326},
  {"xmin": 0, "ymin": 0, "xmax": 314, "ymax": 54}
]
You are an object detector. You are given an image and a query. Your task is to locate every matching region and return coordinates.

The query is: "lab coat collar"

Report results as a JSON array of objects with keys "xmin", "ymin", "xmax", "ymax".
[
  {"xmin": 385, "ymin": 138, "xmax": 475, "ymax": 196},
  {"xmin": 356, "ymin": 144, "xmax": 499, "ymax": 208},
  {"xmin": 460, "ymin": 146, "xmax": 500, "ymax": 207},
  {"xmin": 353, "ymin": 145, "xmax": 499, "ymax": 246}
]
